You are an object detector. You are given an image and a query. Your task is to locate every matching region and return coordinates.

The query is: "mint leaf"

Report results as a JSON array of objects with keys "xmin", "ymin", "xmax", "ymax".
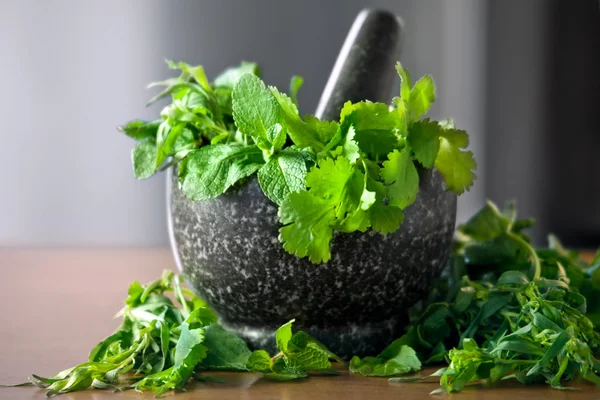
[
  {"xmin": 380, "ymin": 148, "xmax": 419, "ymax": 209},
  {"xmin": 179, "ymin": 144, "xmax": 264, "ymax": 201},
  {"xmin": 266, "ymin": 123, "xmax": 286, "ymax": 151},
  {"xmin": 258, "ymin": 149, "xmax": 307, "ymax": 205},
  {"xmin": 435, "ymin": 125, "xmax": 477, "ymax": 194},
  {"xmin": 119, "ymin": 120, "xmax": 161, "ymax": 140},
  {"xmin": 246, "ymin": 350, "xmax": 272, "ymax": 374},
  {"xmin": 408, "ymin": 74, "xmax": 435, "ymax": 122},
  {"xmin": 276, "ymin": 319, "xmax": 294, "ymax": 352},
  {"xmin": 232, "ymin": 73, "xmax": 282, "ymax": 143},
  {"xmin": 289, "ymin": 75, "xmax": 303, "ymax": 106},
  {"xmin": 406, "ymin": 118, "xmax": 441, "ymax": 168},
  {"xmin": 350, "ymin": 342, "xmax": 421, "ymax": 377},
  {"xmin": 214, "ymin": 61, "xmax": 260, "ymax": 89},
  {"xmin": 201, "ymin": 324, "xmax": 251, "ymax": 371},
  {"xmin": 132, "ymin": 139, "xmax": 158, "ymax": 179}
]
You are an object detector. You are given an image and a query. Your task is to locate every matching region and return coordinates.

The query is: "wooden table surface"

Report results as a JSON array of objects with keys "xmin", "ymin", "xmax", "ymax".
[{"xmin": 1, "ymin": 248, "xmax": 599, "ymax": 399}]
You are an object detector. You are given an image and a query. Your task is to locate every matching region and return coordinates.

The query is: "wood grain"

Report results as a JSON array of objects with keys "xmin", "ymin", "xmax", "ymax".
[{"xmin": 0, "ymin": 249, "xmax": 598, "ymax": 399}]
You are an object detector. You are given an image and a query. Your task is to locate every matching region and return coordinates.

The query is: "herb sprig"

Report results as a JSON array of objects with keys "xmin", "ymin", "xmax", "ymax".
[
  {"xmin": 120, "ymin": 61, "xmax": 477, "ymax": 263},
  {"xmin": 7, "ymin": 271, "xmax": 339, "ymax": 397},
  {"xmin": 351, "ymin": 201, "xmax": 600, "ymax": 393}
]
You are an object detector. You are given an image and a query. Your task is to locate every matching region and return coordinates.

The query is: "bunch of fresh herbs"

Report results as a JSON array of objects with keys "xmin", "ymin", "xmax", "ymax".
[
  {"xmin": 351, "ymin": 201, "xmax": 600, "ymax": 393},
  {"xmin": 120, "ymin": 61, "xmax": 476, "ymax": 263},
  {"xmin": 6, "ymin": 271, "xmax": 339, "ymax": 397}
]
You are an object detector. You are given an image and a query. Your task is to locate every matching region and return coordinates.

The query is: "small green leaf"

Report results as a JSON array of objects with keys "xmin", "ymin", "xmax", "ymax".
[
  {"xmin": 289, "ymin": 75, "xmax": 304, "ymax": 106},
  {"xmin": 380, "ymin": 148, "xmax": 419, "ymax": 209},
  {"xmin": 201, "ymin": 324, "xmax": 252, "ymax": 371},
  {"xmin": 232, "ymin": 73, "xmax": 282, "ymax": 142},
  {"xmin": 406, "ymin": 119, "xmax": 440, "ymax": 168},
  {"xmin": 408, "ymin": 74, "xmax": 435, "ymax": 121},
  {"xmin": 132, "ymin": 139, "xmax": 158, "ymax": 179},
  {"xmin": 179, "ymin": 144, "xmax": 264, "ymax": 201},
  {"xmin": 214, "ymin": 61, "xmax": 260, "ymax": 89},
  {"xmin": 119, "ymin": 120, "xmax": 161, "ymax": 140},
  {"xmin": 258, "ymin": 149, "xmax": 307, "ymax": 205}
]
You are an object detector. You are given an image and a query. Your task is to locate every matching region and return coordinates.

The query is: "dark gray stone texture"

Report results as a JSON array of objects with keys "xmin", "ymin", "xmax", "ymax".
[{"xmin": 168, "ymin": 169, "xmax": 456, "ymax": 358}]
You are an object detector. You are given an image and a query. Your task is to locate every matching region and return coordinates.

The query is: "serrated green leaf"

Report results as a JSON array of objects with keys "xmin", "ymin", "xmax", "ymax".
[
  {"xmin": 435, "ymin": 126, "xmax": 477, "ymax": 194},
  {"xmin": 201, "ymin": 325, "xmax": 252, "ymax": 371},
  {"xmin": 258, "ymin": 149, "xmax": 307, "ymax": 205},
  {"xmin": 406, "ymin": 118, "xmax": 440, "ymax": 168},
  {"xmin": 366, "ymin": 179, "xmax": 405, "ymax": 234},
  {"xmin": 179, "ymin": 144, "xmax": 264, "ymax": 201},
  {"xmin": 408, "ymin": 74, "xmax": 435, "ymax": 121},
  {"xmin": 214, "ymin": 61, "xmax": 260, "ymax": 89},
  {"xmin": 246, "ymin": 350, "xmax": 272, "ymax": 374},
  {"xmin": 380, "ymin": 148, "xmax": 419, "ymax": 209},
  {"xmin": 132, "ymin": 138, "xmax": 158, "ymax": 179},
  {"xmin": 266, "ymin": 123, "xmax": 286, "ymax": 151},
  {"xmin": 232, "ymin": 73, "xmax": 282, "ymax": 143}
]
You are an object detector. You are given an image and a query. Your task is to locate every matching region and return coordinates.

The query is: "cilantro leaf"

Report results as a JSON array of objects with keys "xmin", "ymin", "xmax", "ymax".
[
  {"xmin": 434, "ymin": 125, "xmax": 477, "ymax": 194},
  {"xmin": 408, "ymin": 74, "xmax": 435, "ymax": 122},
  {"xmin": 179, "ymin": 144, "xmax": 264, "ymax": 201},
  {"xmin": 304, "ymin": 115, "xmax": 338, "ymax": 144},
  {"xmin": 367, "ymin": 180, "xmax": 405, "ymax": 234},
  {"xmin": 279, "ymin": 192, "xmax": 336, "ymax": 264},
  {"xmin": 279, "ymin": 157, "xmax": 376, "ymax": 262},
  {"xmin": 338, "ymin": 101, "xmax": 400, "ymax": 157},
  {"xmin": 406, "ymin": 118, "xmax": 441, "ymax": 168},
  {"xmin": 330, "ymin": 125, "xmax": 360, "ymax": 163},
  {"xmin": 132, "ymin": 138, "xmax": 158, "ymax": 179},
  {"xmin": 258, "ymin": 149, "xmax": 307, "ymax": 205},
  {"xmin": 350, "ymin": 341, "xmax": 421, "ymax": 377},
  {"xmin": 395, "ymin": 62, "xmax": 412, "ymax": 101},
  {"xmin": 232, "ymin": 73, "xmax": 282, "ymax": 143},
  {"xmin": 380, "ymin": 148, "xmax": 419, "ymax": 209}
]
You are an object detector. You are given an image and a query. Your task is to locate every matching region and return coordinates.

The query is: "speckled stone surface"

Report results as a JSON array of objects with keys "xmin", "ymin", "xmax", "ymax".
[{"xmin": 168, "ymin": 168, "xmax": 456, "ymax": 359}]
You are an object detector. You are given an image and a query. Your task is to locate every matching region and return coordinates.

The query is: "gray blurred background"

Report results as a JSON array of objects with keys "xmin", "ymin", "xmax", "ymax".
[{"xmin": 0, "ymin": 0, "xmax": 598, "ymax": 247}]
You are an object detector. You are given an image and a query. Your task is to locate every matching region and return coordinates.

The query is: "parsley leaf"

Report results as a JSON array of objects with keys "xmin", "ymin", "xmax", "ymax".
[
  {"xmin": 406, "ymin": 118, "xmax": 441, "ymax": 168},
  {"xmin": 435, "ymin": 125, "xmax": 477, "ymax": 194},
  {"xmin": 380, "ymin": 148, "xmax": 419, "ymax": 209}
]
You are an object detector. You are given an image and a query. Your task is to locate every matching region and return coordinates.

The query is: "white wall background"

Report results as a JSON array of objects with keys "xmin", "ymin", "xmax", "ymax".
[{"xmin": 0, "ymin": 0, "xmax": 486, "ymax": 246}]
